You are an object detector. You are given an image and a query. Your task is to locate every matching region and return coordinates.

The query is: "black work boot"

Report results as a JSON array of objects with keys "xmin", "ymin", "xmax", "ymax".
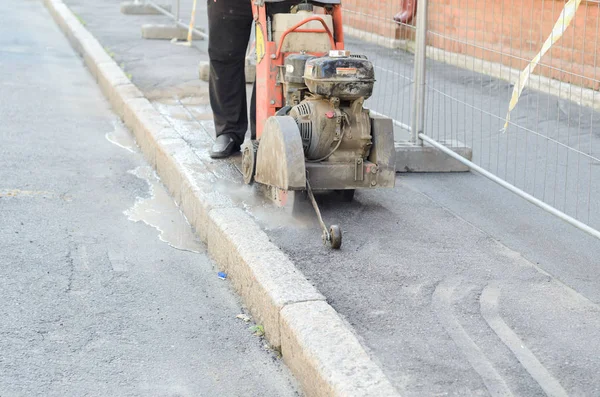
[{"xmin": 209, "ymin": 134, "xmax": 239, "ymax": 159}]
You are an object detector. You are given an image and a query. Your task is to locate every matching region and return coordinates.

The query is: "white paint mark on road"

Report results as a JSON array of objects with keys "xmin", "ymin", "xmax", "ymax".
[
  {"xmin": 125, "ymin": 166, "xmax": 202, "ymax": 253},
  {"xmin": 433, "ymin": 279, "xmax": 513, "ymax": 397},
  {"xmin": 480, "ymin": 284, "xmax": 569, "ymax": 397}
]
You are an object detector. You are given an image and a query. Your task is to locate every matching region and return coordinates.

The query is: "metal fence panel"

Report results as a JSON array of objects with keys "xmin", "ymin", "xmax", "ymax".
[{"xmin": 422, "ymin": 0, "xmax": 600, "ymax": 234}]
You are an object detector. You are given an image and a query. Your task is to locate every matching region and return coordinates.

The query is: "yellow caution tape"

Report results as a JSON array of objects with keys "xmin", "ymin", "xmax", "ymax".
[{"xmin": 503, "ymin": 0, "xmax": 582, "ymax": 131}]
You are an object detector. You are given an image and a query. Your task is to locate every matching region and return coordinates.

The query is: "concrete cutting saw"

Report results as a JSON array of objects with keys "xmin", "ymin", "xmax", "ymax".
[{"xmin": 243, "ymin": 0, "xmax": 396, "ymax": 249}]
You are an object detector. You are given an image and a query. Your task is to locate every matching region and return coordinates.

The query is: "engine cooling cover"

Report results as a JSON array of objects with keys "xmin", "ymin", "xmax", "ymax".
[
  {"xmin": 289, "ymin": 100, "xmax": 338, "ymax": 160},
  {"xmin": 289, "ymin": 98, "xmax": 373, "ymax": 162}
]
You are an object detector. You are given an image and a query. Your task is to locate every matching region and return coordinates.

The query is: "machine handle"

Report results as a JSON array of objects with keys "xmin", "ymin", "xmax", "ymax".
[{"xmin": 275, "ymin": 16, "xmax": 336, "ymax": 58}]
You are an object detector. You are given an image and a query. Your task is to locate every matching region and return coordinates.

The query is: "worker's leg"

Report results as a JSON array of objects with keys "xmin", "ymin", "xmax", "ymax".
[{"xmin": 207, "ymin": 0, "xmax": 253, "ymax": 157}]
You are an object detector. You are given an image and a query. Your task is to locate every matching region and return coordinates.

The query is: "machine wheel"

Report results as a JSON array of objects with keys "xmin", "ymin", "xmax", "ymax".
[
  {"xmin": 335, "ymin": 189, "xmax": 355, "ymax": 202},
  {"xmin": 329, "ymin": 225, "xmax": 342, "ymax": 249},
  {"xmin": 242, "ymin": 141, "xmax": 258, "ymax": 185}
]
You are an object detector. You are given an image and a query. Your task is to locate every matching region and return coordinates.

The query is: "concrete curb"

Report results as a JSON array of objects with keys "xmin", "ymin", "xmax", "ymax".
[{"xmin": 43, "ymin": 1, "xmax": 400, "ymax": 395}]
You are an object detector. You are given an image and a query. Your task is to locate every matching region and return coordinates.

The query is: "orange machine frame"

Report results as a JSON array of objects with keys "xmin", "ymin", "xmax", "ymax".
[{"xmin": 251, "ymin": 1, "xmax": 345, "ymax": 139}]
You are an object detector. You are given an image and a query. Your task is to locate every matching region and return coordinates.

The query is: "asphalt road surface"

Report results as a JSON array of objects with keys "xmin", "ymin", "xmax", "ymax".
[
  {"xmin": 0, "ymin": 2, "xmax": 299, "ymax": 396},
  {"xmin": 54, "ymin": 1, "xmax": 600, "ymax": 395}
]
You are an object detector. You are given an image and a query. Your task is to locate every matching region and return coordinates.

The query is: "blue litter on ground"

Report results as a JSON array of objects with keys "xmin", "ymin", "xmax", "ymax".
[{"xmin": 218, "ymin": 272, "xmax": 227, "ymax": 280}]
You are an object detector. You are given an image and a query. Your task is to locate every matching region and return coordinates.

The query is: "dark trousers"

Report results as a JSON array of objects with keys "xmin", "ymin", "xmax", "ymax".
[{"xmin": 207, "ymin": 0, "xmax": 295, "ymax": 145}]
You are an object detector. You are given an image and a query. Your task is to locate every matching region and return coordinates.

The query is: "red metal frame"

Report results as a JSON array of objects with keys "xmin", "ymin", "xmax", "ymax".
[
  {"xmin": 252, "ymin": 2, "xmax": 345, "ymax": 139},
  {"xmin": 275, "ymin": 16, "xmax": 336, "ymax": 58}
]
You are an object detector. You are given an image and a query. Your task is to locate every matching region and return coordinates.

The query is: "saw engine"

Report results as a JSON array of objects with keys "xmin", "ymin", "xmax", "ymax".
[{"xmin": 281, "ymin": 52, "xmax": 375, "ymax": 163}]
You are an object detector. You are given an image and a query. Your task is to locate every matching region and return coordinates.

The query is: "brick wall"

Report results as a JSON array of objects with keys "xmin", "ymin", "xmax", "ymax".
[
  {"xmin": 343, "ymin": 0, "xmax": 416, "ymax": 40},
  {"xmin": 343, "ymin": 0, "xmax": 600, "ymax": 90}
]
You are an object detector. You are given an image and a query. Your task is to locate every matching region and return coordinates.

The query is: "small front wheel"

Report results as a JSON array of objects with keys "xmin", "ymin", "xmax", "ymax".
[
  {"xmin": 329, "ymin": 225, "xmax": 342, "ymax": 249},
  {"xmin": 241, "ymin": 140, "xmax": 257, "ymax": 185}
]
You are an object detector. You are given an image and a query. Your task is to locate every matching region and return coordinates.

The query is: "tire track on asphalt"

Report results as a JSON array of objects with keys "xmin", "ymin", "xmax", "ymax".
[
  {"xmin": 480, "ymin": 284, "xmax": 569, "ymax": 397},
  {"xmin": 433, "ymin": 278, "xmax": 513, "ymax": 397}
]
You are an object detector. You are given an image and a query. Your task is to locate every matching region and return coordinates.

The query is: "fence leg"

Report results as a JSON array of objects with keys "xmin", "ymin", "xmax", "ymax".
[
  {"xmin": 173, "ymin": 0, "xmax": 180, "ymax": 21},
  {"xmin": 411, "ymin": 0, "xmax": 429, "ymax": 145}
]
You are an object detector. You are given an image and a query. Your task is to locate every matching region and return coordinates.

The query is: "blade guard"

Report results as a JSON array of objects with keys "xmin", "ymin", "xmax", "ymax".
[{"xmin": 255, "ymin": 116, "xmax": 306, "ymax": 190}]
